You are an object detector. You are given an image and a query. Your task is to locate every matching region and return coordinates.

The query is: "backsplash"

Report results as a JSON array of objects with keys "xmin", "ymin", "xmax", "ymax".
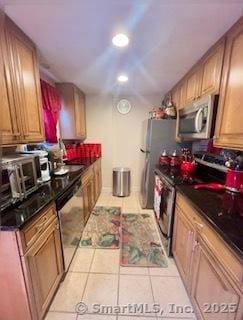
[{"xmin": 192, "ymin": 139, "xmax": 243, "ymax": 161}]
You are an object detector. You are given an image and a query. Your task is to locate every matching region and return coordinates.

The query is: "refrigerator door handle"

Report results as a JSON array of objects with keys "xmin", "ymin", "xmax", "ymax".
[{"xmin": 140, "ymin": 148, "xmax": 150, "ymax": 153}]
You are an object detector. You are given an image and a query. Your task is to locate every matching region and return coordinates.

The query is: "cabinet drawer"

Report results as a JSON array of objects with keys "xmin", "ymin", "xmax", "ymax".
[
  {"xmin": 18, "ymin": 203, "xmax": 57, "ymax": 255},
  {"xmin": 177, "ymin": 193, "xmax": 243, "ymax": 292}
]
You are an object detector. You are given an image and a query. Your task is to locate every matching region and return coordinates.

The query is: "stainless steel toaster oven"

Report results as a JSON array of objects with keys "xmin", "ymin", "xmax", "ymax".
[{"xmin": 1, "ymin": 155, "xmax": 40, "ymax": 210}]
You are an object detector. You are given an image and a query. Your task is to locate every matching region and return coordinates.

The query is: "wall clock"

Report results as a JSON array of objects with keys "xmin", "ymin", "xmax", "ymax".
[{"xmin": 117, "ymin": 99, "xmax": 132, "ymax": 115}]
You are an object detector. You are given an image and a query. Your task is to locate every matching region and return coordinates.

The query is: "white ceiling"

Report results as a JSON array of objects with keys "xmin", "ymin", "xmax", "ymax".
[{"xmin": 1, "ymin": 0, "xmax": 243, "ymax": 95}]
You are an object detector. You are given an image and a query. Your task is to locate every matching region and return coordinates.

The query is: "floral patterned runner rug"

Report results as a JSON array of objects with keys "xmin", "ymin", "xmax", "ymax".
[
  {"xmin": 80, "ymin": 206, "xmax": 121, "ymax": 249},
  {"xmin": 121, "ymin": 213, "xmax": 168, "ymax": 267}
]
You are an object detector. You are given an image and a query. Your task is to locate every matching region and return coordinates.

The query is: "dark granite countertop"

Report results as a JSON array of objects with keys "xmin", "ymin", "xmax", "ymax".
[
  {"xmin": 155, "ymin": 165, "xmax": 243, "ymax": 259},
  {"xmin": 50, "ymin": 165, "xmax": 86, "ymax": 199},
  {"xmin": 176, "ymin": 185, "xmax": 243, "ymax": 259},
  {"xmin": 0, "ymin": 163, "xmax": 91, "ymax": 231}
]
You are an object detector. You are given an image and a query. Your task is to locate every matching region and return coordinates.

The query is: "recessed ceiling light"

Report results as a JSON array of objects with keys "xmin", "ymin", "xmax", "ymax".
[
  {"xmin": 112, "ymin": 33, "xmax": 129, "ymax": 47},
  {"xmin": 117, "ymin": 74, "xmax": 128, "ymax": 83}
]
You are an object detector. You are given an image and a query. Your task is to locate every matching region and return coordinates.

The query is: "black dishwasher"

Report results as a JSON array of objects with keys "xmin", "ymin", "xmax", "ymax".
[{"xmin": 56, "ymin": 179, "xmax": 85, "ymax": 272}]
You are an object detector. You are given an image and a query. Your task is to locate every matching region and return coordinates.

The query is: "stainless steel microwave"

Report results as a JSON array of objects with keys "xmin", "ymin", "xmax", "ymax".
[
  {"xmin": 1, "ymin": 155, "xmax": 41, "ymax": 210},
  {"xmin": 176, "ymin": 95, "xmax": 218, "ymax": 140}
]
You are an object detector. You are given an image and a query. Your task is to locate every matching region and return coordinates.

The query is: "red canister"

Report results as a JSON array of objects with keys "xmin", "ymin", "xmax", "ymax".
[
  {"xmin": 170, "ymin": 150, "xmax": 181, "ymax": 167},
  {"xmin": 180, "ymin": 161, "xmax": 197, "ymax": 177},
  {"xmin": 225, "ymin": 170, "xmax": 243, "ymax": 193},
  {"xmin": 159, "ymin": 150, "xmax": 170, "ymax": 166}
]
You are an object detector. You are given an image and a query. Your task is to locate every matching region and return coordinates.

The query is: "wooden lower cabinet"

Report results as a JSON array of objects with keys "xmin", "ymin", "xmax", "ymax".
[
  {"xmin": 81, "ymin": 159, "xmax": 102, "ymax": 223},
  {"xmin": 0, "ymin": 203, "xmax": 64, "ymax": 320},
  {"xmin": 93, "ymin": 159, "xmax": 102, "ymax": 201},
  {"xmin": 191, "ymin": 238, "xmax": 241, "ymax": 320},
  {"xmin": 22, "ymin": 218, "xmax": 63, "ymax": 320},
  {"xmin": 172, "ymin": 205, "xmax": 195, "ymax": 289},
  {"xmin": 82, "ymin": 176, "xmax": 94, "ymax": 223},
  {"xmin": 173, "ymin": 194, "xmax": 243, "ymax": 320}
]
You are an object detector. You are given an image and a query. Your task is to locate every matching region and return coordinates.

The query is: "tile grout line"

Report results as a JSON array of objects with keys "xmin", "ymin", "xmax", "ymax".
[
  {"xmin": 76, "ymin": 247, "xmax": 96, "ymax": 320},
  {"xmin": 116, "ymin": 200, "xmax": 122, "ymax": 320},
  {"xmin": 148, "ymin": 268, "xmax": 159, "ymax": 320},
  {"xmin": 117, "ymin": 252, "xmax": 120, "ymax": 320}
]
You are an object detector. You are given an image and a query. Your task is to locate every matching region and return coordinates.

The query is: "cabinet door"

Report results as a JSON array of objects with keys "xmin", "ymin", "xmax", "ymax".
[
  {"xmin": 180, "ymin": 81, "xmax": 187, "ymax": 108},
  {"xmin": 82, "ymin": 180, "xmax": 93, "ymax": 223},
  {"xmin": 191, "ymin": 239, "xmax": 241, "ymax": 320},
  {"xmin": 172, "ymin": 86, "xmax": 181, "ymax": 110},
  {"xmin": 97, "ymin": 164, "xmax": 102, "ymax": 197},
  {"xmin": 185, "ymin": 67, "xmax": 202, "ymax": 104},
  {"xmin": 93, "ymin": 170, "xmax": 99, "ymax": 201},
  {"xmin": 23, "ymin": 219, "xmax": 63, "ymax": 319},
  {"xmin": 201, "ymin": 40, "xmax": 225, "ymax": 96},
  {"xmin": 74, "ymin": 89, "xmax": 86, "ymax": 139},
  {"xmin": 82, "ymin": 184, "xmax": 90, "ymax": 223},
  {"xmin": 5, "ymin": 17, "xmax": 44, "ymax": 143},
  {"xmin": 172, "ymin": 205, "xmax": 195, "ymax": 289},
  {"xmin": 58, "ymin": 83, "xmax": 86, "ymax": 140},
  {"xmin": 93, "ymin": 162, "xmax": 102, "ymax": 201},
  {"xmin": 0, "ymin": 14, "xmax": 21, "ymax": 145},
  {"xmin": 0, "ymin": 48, "xmax": 21, "ymax": 144},
  {"xmin": 214, "ymin": 18, "xmax": 243, "ymax": 150},
  {"xmin": 88, "ymin": 176, "xmax": 95, "ymax": 209},
  {"xmin": 79, "ymin": 92, "xmax": 86, "ymax": 138}
]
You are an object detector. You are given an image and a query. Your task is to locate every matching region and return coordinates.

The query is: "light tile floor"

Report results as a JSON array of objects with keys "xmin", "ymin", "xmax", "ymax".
[{"xmin": 46, "ymin": 192, "xmax": 196, "ymax": 320}]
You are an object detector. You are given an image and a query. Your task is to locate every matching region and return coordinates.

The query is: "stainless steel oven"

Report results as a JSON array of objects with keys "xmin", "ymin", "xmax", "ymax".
[
  {"xmin": 1, "ymin": 155, "xmax": 39, "ymax": 210},
  {"xmin": 176, "ymin": 95, "xmax": 218, "ymax": 140},
  {"xmin": 154, "ymin": 174, "xmax": 175, "ymax": 256}
]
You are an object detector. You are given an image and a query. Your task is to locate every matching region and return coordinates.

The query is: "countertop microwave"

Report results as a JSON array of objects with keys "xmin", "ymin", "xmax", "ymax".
[{"xmin": 176, "ymin": 95, "xmax": 218, "ymax": 140}]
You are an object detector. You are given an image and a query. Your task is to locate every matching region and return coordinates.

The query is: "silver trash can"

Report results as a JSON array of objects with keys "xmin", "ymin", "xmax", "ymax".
[{"xmin": 113, "ymin": 167, "xmax": 130, "ymax": 197}]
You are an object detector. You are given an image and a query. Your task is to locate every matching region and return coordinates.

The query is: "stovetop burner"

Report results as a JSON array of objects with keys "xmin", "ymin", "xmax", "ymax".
[{"xmin": 155, "ymin": 166, "xmax": 199, "ymax": 186}]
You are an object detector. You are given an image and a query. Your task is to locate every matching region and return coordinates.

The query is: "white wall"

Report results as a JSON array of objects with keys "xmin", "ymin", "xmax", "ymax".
[{"xmin": 86, "ymin": 93, "xmax": 162, "ymax": 192}]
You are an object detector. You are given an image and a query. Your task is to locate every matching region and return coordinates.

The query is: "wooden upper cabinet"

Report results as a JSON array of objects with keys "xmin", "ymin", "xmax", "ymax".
[
  {"xmin": 74, "ymin": 87, "xmax": 86, "ymax": 138},
  {"xmin": 57, "ymin": 83, "xmax": 86, "ymax": 140},
  {"xmin": 180, "ymin": 81, "xmax": 187, "ymax": 108},
  {"xmin": 200, "ymin": 40, "xmax": 225, "ymax": 96},
  {"xmin": 214, "ymin": 17, "xmax": 243, "ymax": 150},
  {"xmin": 185, "ymin": 67, "xmax": 202, "ymax": 105},
  {"xmin": 170, "ymin": 35, "xmax": 225, "ymax": 111},
  {"xmin": 0, "ymin": 14, "xmax": 44, "ymax": 145},
  {"xmin": 5, "ymin": 17, "xmax": 44, "ymax": 143},
  {"xmin": 0, "ymin": 12, "xmax": 21, "ymax": 145},
  {"xmin": 172, "ymin": 82, "xmax": 187, "ymax": 110},
  {"xmin": 172, "ymin": 86, "xmax": 181, "ymax": 109}
]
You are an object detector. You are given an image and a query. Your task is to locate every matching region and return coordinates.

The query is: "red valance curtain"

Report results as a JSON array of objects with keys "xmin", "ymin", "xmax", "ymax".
[{"xmin": 40, "ymin": 79, "xmax": 61, "ymax": 143}]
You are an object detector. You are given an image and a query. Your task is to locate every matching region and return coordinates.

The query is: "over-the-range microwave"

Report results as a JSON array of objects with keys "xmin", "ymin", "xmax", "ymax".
[{"xmin": 176, "ymin": 95, "xmax": 218, "ymax": 140}]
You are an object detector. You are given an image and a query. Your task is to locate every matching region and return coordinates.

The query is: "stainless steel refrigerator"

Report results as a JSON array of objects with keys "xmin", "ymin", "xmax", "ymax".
[{"xmin": 140, "ymin": 119, "xmax": 184, "ymax": 209}]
